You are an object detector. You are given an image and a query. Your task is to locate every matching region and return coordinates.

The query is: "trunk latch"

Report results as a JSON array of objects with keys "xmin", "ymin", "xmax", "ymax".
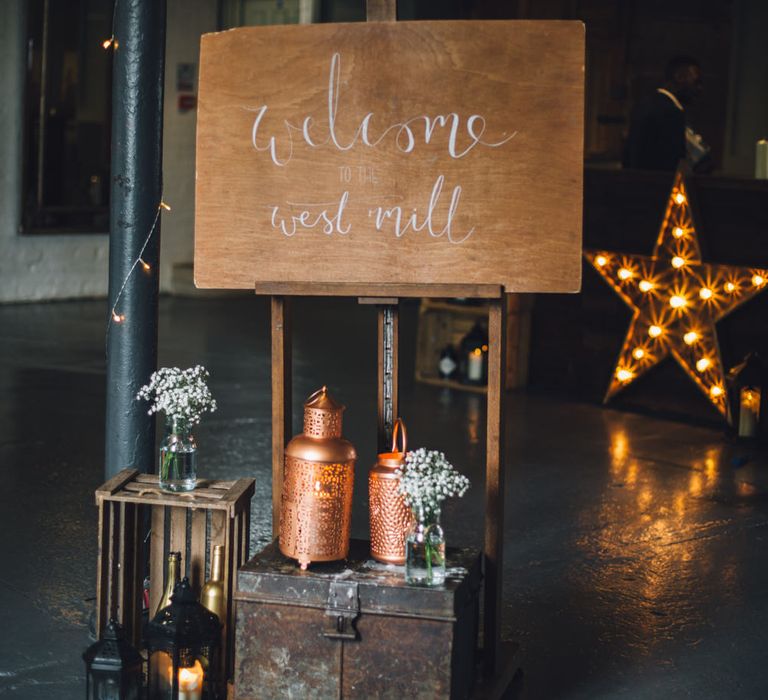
[{"xmin": 323, "ymin": 579, "xmax": 360, "ymax": 641}]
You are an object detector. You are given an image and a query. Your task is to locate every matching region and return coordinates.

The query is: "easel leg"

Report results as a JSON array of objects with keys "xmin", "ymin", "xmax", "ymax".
[
  {"xmin": 366, "ymin": 0, "xmax": 397, "ymax": 21},
  {"xmin": 484, "ymin": 296, "xmax": 507, "ymax": 676},
  {"xmin": 271, "ymin": 296, "xmax": 292, "ymax": 539},
  {"xmin": 377, "ymin": 304, "xmax": 399, "ymax": 452}
]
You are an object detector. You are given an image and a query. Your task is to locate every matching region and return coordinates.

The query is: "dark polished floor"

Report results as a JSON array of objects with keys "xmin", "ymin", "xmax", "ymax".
[{"xmin": 1, "ymin": 296, "xmax": 767, "ymax": 699}]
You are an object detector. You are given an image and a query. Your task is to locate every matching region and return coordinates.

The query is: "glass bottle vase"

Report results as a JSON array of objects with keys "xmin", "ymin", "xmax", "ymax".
[
  {"xmin": 405, "ymin": 506, "xmax": 446, "ymax": 586},
  {"xmin": 159, "ymin": 417, "xmax": 197, "ymax": 492}
]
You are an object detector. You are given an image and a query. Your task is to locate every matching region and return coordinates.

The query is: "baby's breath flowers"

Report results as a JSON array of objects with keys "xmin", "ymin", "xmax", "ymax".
[
  {"xmin": 396, "ymin": 448, "xmax": 470, "ymax": 516},
  {"xmin": 136, "ymin": 365, "xmax": 217, "ymax": 426}
]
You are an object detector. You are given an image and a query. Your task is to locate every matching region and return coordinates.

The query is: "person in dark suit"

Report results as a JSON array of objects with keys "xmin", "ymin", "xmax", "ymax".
[{"xmin": 623, "ymin": 56, "xmax": 706, "ymax": 171}]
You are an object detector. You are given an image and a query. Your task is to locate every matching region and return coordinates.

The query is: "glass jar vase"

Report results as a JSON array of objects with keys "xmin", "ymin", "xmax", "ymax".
[
  {"xmin": 159, "ymin": 417, "xmax": 197, "ymax": 492},
  {"xmin": 405, "ymin": 506, "xmax": 446, "ymax": 586}
]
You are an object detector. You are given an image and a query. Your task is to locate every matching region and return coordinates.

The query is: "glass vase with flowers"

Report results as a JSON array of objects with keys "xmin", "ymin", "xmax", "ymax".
[
  {"xmin": 136, "ymin": 365, "xmax": 217, "ymax": 492},
  {"xmin": 396, "ymin": 448, "xmax": 470, "ymax": 586}
]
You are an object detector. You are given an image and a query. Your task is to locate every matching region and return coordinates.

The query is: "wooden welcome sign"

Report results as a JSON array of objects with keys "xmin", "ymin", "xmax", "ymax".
[{"xmin": 194, "ymin": 21, "xmax": 584, "ymax": 293}]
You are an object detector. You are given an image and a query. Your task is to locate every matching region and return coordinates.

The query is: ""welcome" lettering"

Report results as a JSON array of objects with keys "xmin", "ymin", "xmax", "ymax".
[{"xmin": 248, "ymin": 53, "xmax": 516, "ymax": 167}]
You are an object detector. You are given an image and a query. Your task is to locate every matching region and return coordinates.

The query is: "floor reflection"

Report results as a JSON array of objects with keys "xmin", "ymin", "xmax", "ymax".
[{"xmin": 570, "ymin": 415, "xmax": 759, "ymax": 668}]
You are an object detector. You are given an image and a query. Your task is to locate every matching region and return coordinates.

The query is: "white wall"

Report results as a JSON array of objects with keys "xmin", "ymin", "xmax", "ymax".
[
  {"xmin": 0, "ymin": 0, "xmax": 109, "ymax": 302},
  {"xmin": 160, "ymin": 0, "xmax": 218, "ymax": 293},
  {"xmin": 0, "ymin": 0, "xmax": 216, "ymax": 303}
]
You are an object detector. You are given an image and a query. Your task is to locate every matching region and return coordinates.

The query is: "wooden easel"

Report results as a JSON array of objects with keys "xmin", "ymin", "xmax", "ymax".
[{"xmin": 194, "ymin": 5, "xmax": 583, "ymax": 695}]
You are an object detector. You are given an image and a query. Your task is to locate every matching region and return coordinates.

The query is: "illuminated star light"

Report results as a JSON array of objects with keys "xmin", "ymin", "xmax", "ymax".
[{"xmin": 585, "ymin": 168, "xmax": 768, "ymax": 420}]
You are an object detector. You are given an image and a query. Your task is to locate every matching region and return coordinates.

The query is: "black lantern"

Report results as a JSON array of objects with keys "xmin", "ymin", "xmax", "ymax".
[
  {"xmin": 144, "ymin": 577, "xmax": 221, "ymax": 700},
  {"xmin": 727, "ymin": 353, "xmax": 764, "ymax": 440},
  {"xmin": 83, "ymin": 619, "xmax": 144, "ymax": 700},
  {"xmin": 460, "ymin": 322, "xmax": 489, "ymax": 385}
]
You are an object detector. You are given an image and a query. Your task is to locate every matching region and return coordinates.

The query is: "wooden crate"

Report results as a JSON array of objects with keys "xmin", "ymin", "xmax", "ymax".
[
  {"xmin": 415, "ymin": 295, "xmax": 533, "ymax": 392},
  {"xmin": 94, "ymin": 468, "xmax": 255, "ymax": 680}
]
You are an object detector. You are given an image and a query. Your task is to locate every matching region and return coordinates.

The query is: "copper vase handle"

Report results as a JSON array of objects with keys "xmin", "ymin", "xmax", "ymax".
[
  {"xmin": 391, "ymin": 418, "xmax": 407, "ymax": 454},
  {"xmin": 306, "ymin": 386, "xmax": 327, "ymax": 403}
]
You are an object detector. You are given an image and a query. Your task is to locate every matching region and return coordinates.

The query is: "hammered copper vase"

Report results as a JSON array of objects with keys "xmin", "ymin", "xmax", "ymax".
[
  {"xmin": 369, "ymin": 418, "xmax": 412, "ymax": 564},
  {"xmin": 279, "ymin": 387, "xmax": 356, "ymax": 569}
]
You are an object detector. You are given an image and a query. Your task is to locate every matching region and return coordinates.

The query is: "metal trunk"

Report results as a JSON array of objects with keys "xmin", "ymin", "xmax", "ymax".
[{"xmin": 233, "ymin": 539, "xmax": 480, "ymax": 699}]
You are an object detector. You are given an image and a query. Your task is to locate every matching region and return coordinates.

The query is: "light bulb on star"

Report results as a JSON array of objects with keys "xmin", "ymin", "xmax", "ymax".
[
  {"xmin": 683, "ymin": 331, "xmax": 699, "ymax": 345},
  {"xmin": 639, "ymin": 280, "xmax": 654, "ymax": 293},
  {"xmin": 669, "ymin": 295, "xmax": 687, "ymax": 309}
]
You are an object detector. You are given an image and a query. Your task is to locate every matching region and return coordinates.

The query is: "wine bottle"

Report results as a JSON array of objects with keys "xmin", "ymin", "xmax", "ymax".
[
  {"xmin": 155, "ymin": 551, "xmax": 181, "ymax": 616},
  {"xmin": 200, "ymin": 544, "xmax": 225, "ymax": 622}
]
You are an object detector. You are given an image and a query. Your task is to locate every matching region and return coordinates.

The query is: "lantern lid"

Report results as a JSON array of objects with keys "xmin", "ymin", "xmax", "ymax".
[
  {"xmin": 304, "ymin": 386, "xmax": 344, "ymax": 412},
  {"xmin": 144, "ymin": 578, "xmax": 221, "ymax": 653},
  {"xmin": 302, "ymin": 387, "xmax": 346, "ymax": 439},
  {"xmin": 83, "ymin": 619, "xmax": 143, "ymax": 669}
]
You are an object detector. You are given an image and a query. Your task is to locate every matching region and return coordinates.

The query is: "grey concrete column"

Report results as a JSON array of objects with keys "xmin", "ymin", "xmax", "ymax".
[{"xmin": 105, "ymin": 0, "xmax": 166, "ymax": 477}]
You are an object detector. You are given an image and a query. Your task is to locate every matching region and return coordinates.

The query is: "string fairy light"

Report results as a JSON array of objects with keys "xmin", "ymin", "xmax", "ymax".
[
  {"xmin": 102, "ymin": 1, "xmax": 170, "ymax": 333},
  {"xmin": 107, "ymin": 199, "xmax": 169, "ymax": 331},
  {"xmin": 102, "ymin": 0, "xmax": 119, "ymax": 51},
  {"xmin": 585, "ymin": 167, "xmax": 768, "ymax": 420}
]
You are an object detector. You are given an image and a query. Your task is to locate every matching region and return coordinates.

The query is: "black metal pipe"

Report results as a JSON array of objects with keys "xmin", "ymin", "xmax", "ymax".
[{"xmin": 105, "ymin": 0, "xmax": 166, "ymax": 478}]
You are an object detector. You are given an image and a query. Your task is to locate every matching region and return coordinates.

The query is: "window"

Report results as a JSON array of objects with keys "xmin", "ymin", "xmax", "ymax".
[{"xmin": 23, "ymin": 0, "xmax": 112, "ymax": 233}]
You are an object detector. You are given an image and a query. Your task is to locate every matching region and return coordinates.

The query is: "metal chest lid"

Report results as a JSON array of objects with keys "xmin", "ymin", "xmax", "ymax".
[{"xmin": 236, "ymin": 539, "xmax": 481, "ymax": 622}]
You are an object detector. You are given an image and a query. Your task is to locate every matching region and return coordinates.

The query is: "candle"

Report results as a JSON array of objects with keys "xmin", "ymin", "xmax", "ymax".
[
  {"xmin": 738, "ymin": 387, "xmax": 761, "ymax": 438},
  {"xmin": 467, "ymin": 348, "xmax": 484, "ymax": 381},
  {"xmin": 756, "ymin": 140, "xmax": 768, "ymax": 180},
  {"xmin": 178, "ymin": 660, "xmax": 204, "ymax": 700}
]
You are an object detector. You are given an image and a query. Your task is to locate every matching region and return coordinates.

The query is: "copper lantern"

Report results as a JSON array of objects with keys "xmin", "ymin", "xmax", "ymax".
[
  {"xmin": 369, "ymin": 418, "xmax": 412, "ymax": 564},
  {"xmin": 279, "ymin": 387, "xmax": 356, "ymax": 569}
]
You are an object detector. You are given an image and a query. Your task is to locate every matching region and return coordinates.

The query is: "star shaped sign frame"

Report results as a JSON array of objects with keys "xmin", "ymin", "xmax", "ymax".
[{"xmin": 585, "ymin": 167, "xmax": 768, "ymax": 420}]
